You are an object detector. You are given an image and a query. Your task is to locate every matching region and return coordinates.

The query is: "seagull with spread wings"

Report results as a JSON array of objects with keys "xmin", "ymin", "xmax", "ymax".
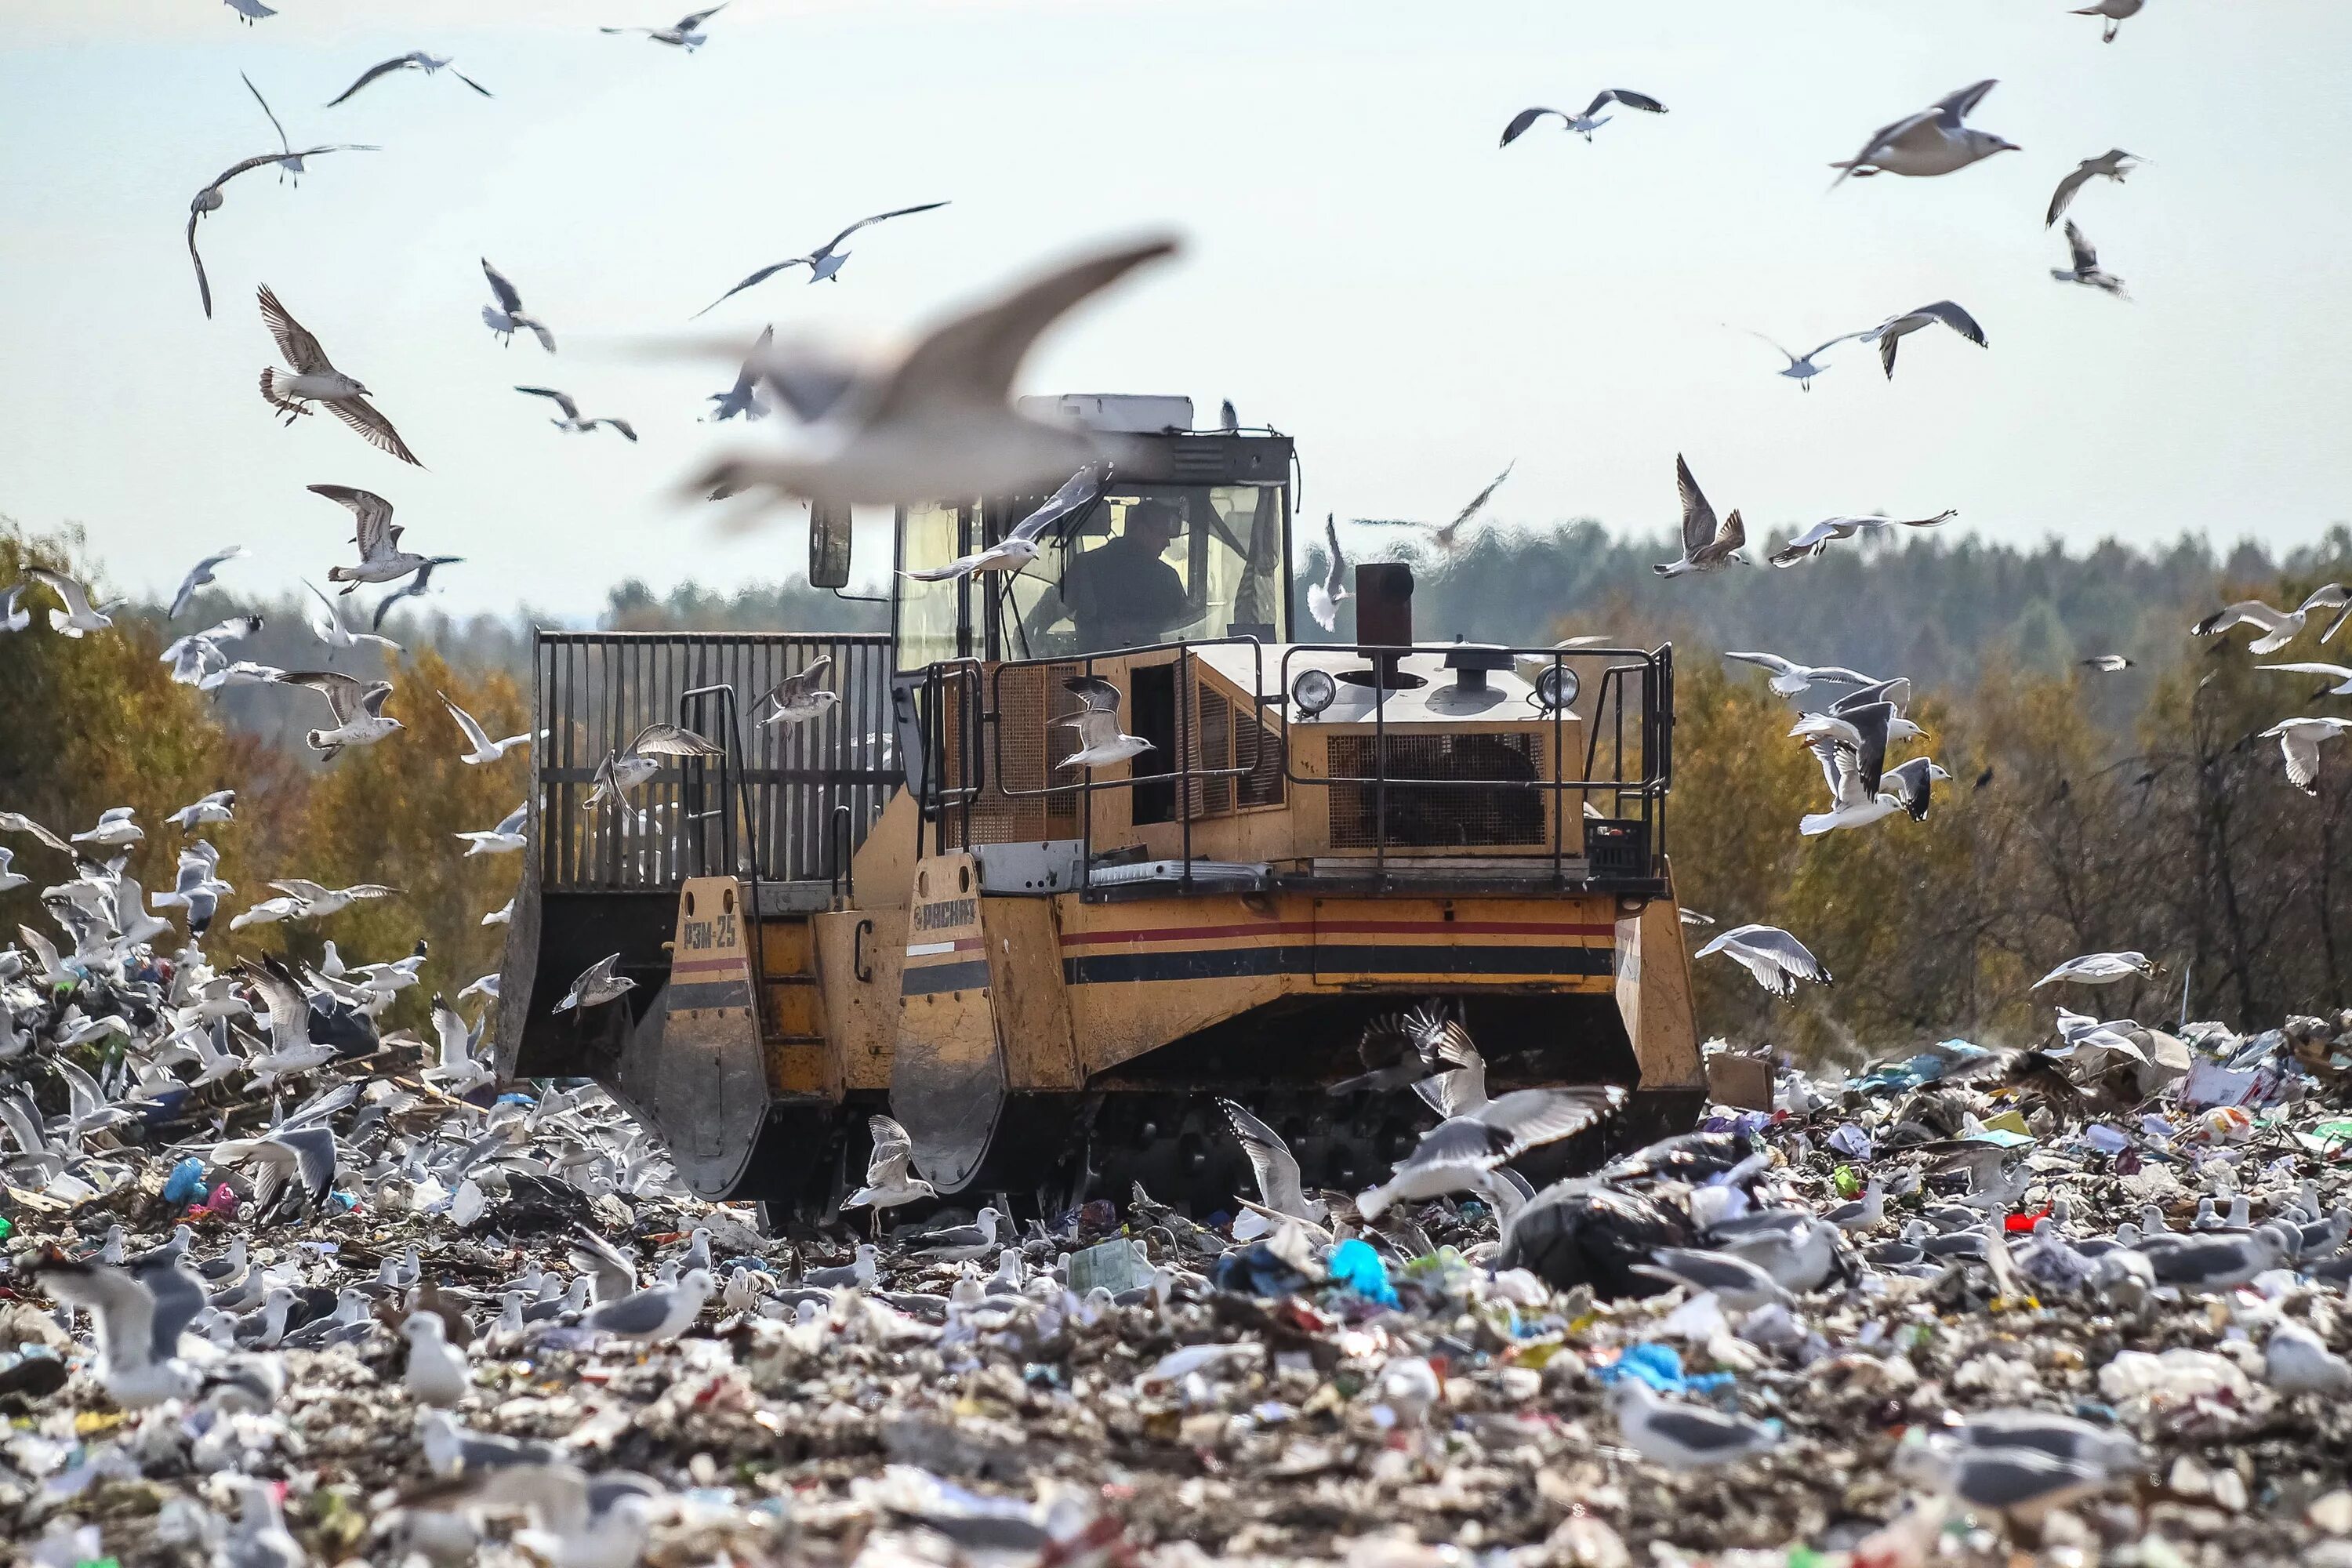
[
  {"xmin": 302, "ymin": 580, "xmax": 401, "ymax": 653},
  {"xmin": 585, "ymin": 724, "xmax": 724, "ymax": 809},
  {"xmin": 314, "ymin": 485, "xmax": 432, "ymax": 591},
  {"xmin": 2261, "ymin": 717, "xmax": 2352, "ymax": 797},
  {"xmin": 898, "ymin": 464, "xmax": 1108, "ymax": 583},
  {"xmin": 686, "ymin": 237, "xmax": 1177, "ymax": 510},
  {"xmin": 1831, "ymin": 80, "xmax": 2018, "ymax": 187},
  {"xmin": 2071, "ymin": 0, "xmax": 2143, "ymax": 44},
  {"xmin": 2048, "ymin": 149, "xmax": 2142, "ymax": 227},
  {"xmin": 1308, "ymin": 514, "xmax": 1351, "ymax": 632},
  {"xmin": 515, "ymin": 387, "xmax": 637, "ymax": 441},
  {"xmin": 705, "ymin": 325, "xmax": 773, "ymax": 422},
  {"xmin": 256, "ymin": 288, "xmax": 423, "ymax": 465},
  {"xmin": 1056, "ymin": 676, "xmax": 1152, "ymax": 771},
  {"xmin": 601, "ymin": 4, "xmax": 728, "ymax": 49},
  {"xmin": 480, "ymin": 260, "xmax": 556, "ymax": 351},
  {"xmin": 2193, "ymin": 586, "xmax": 2350, "ymax": 653},
  {"xmin": 1357, "ymin": 1084, "xmax": 1626, "ymax": 1219},
  {"xmin": 325, "ymin": 52, "xmax": 492, "ymax": 107},
  {"xmin": 2051, "ymin": 220, "xmax": 2129, "ymax": 298},
  {"xmin": 223, "ymin": 0, "xmax": 276, "ymax": 22},
  {"xmin": 372, "ymin": 556, "xmax": 463, "ymax": 630},
  {"xmin": 1738, "ymin": 328, "xmax": 1857, "ymax": 392},
  {"xmin": 1722, "ymin": 652, "xmax": 1877, "ymax": 698},
  {"xmin": 1856, "ymin": 299, "xmax": 1987, "ymax": 379},
  {"xmin": 1769, "ymin": 510, "xmax": 1958, "ymax": 568},
  {"xmin": 1653, "ymin": 456, "xmax": 1746, "ymax": 577},
  {"xmin": 840, "ymin": 1114, "xmax": 936, "ymax": 1232},
  {"xmin": 440, "ymin": 691, "xmax": 535, "ymax": 762},
  {"xmin": 168, "ymin": 546, "xmax": 245, "ymax": 619},
  {"xmin": 1350, "ymin": 461, "xmax": 1515, "ymax": 553},
  {"xmin": 26, "ymin": 567, "xmax": 122, "ymax": 637},
  {"xmin": 1216, "ymin": 1098, "xmax": 1330, "ymax": 1232},
  {"xmin": 1500, "ymin": 90, "xmax": 1667, "ymax": 145},
  {"xmin": 273, "ymin": 670, "xmax": 402, "ymax": 758},
  {"xmin": 695, "ymin": 201, "xmax": 950, "ymax": 316},
  {"xmin": 185, "ymin": 141, "xmax": 372, "ymax": 318},
  {"xmin": 753, "ymin": 655, "xmax": 837, "ymax": 729},
  {"xmin": 1696, "ymin": 924, "xmax": 1833, "ymax": 998},
  {"xmin": 244, "ymin": 71, "xmax": 376, "ymax": 185}
]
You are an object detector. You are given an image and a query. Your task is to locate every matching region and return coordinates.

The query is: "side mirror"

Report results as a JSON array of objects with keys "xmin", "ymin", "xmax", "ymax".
[{"xmin": 808, "ymin": 500, "xmax": 852, "ymax": 589}]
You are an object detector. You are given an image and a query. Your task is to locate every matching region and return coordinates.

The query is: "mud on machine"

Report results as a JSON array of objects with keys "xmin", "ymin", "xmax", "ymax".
[{"xmin": 492, "ymin": 395, "xmax": 1702, "ymax": 1214}]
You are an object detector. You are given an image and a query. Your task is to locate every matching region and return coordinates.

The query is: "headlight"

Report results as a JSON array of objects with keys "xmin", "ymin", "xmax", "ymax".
[
  {"xmin": 1533, "ymin": 666, "xmax": 1580, "ymax": 712},
  {"xmin": 1290, "ymin": 669, "xmax": 1337, "ymax": 717}
]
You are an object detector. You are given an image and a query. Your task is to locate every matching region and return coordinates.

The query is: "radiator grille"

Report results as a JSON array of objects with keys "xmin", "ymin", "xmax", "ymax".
[
  {"xmin": 1195, "ymin": 688, "xmax": 1232, "ymax": 817},
  {"xmin": 1327, "ymin": 732, "xmax": 1548, "ymax": 848},
  {"xmin": 938, "ymin": 662, "xmax": 1081, "ymax": 848}
]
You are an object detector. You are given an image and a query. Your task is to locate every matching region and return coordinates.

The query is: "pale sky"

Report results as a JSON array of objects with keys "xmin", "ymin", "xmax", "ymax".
[{"xmin": 5, "ymin": 0, "xmax": 2349, "ymax": 619}]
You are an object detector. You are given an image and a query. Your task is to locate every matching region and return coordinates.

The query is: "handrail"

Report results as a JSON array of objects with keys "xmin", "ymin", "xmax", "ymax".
[{"xmin": 677, "ymin": 679, "xmax": 767, "ymax": 1039}]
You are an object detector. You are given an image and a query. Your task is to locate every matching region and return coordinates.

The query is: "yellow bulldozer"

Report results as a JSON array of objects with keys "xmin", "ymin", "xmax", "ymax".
[{"xmin": 492, "ymin": 396, "xmax": 1702, "ymax": 1213}]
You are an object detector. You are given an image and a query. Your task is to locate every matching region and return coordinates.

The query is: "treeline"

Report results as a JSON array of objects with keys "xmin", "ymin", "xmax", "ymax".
[{"xmin": 7, "ymin": 514, "xmax": 2350, "ymax": 1056}]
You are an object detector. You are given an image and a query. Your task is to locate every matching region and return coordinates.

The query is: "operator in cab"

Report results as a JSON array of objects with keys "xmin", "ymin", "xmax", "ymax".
[{"xmin": 1058, "ymin": 498, "xmax": 1194, "ymax": 653}]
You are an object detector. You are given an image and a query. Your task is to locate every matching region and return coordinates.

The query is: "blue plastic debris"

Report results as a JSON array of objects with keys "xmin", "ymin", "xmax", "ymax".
[
  {"xmin": 162, "ymin": 1159, "xmax": 207, "ymax": 1206},
  {"xmin": 1592, "ymin": 1341, "xmax": 1734, "ymax": 1396},
  {"xmin": 1326, "ymin": 1238, "xmax": 1398, "ymax": 1307},
  {"xmin": 495, "ymin": 1092, "xmax": 538, "ymax": 1107},
  {"xmin": 1210, "ymin": 1242, "xmax": 1314, "ymax": 1298}
]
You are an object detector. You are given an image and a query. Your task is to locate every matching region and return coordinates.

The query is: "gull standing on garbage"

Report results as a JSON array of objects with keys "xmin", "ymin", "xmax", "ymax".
[
  {"xmin": 403, "ymin": 1312, "xmax": 471, "ymax": 1406},
  {"xmin": 1696, "ymin": 924, "xmax": 1833, "ymax": 998},
  {"xmin": 256, "ymin": 287, "xmax": 423, "ymax": 465},
  {"xmin": 1831, "ymin": 81, "xmax": 2018, "ymax": 187},
  {"xmin": 1499, "ymin": 90, "xmax": 1667, "ymax": 145},
  {"xmin": 1653, "ymin": 457, "xmax": 1744, "ymax": 577},
  {"xmin": 1613, "ymin": 1377, "xmax": 1780, "ymax": 1468},
  {"xmin": 585, "ymin": 1271, "xmax": 713, "ymax": 1342},
  {"xmin": 841, "ymin": 1115, "xmax": 936, "ymax": 1228},
  {"xmin": 695, "ymin": 201, "xmax": 950, "ymax": 314}
]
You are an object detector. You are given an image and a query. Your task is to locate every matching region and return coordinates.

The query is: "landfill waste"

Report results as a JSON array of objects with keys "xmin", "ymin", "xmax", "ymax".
[{"xmin": 6, "ymin": 867, "xmax": 2352, "ymax": 1566}]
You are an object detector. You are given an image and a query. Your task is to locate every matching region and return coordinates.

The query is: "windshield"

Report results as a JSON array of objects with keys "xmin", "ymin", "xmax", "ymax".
[{"xmin": 1008, "ymin": 483, "xmax": 1288, "ymax": 658}]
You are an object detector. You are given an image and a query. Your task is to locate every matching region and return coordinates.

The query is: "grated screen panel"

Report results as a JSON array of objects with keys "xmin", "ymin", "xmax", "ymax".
[{"xmin": 1327, "ymin": 732, "xmax": 1548, "ymax": 848}]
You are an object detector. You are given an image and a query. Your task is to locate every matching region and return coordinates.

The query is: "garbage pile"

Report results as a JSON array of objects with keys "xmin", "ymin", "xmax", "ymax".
[{"xmin": 5, "ymin": 1004, "xmax": 2352, "ymax": 1568}]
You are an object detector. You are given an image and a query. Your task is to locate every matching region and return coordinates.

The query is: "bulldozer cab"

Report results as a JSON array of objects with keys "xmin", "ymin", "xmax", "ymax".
[{"xmin": 493, "ymin": 398, "xmax": 1700, "ymax": 1214}]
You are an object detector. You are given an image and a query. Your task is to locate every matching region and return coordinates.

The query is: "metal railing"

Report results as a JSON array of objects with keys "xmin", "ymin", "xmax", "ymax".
[
  {"xmin": 533, "ymin": 630, "xmax": 898, "ymax": 893},
  {"xmin": 1276, "ymin": 641, "xmax": 1671, "ymax": 887},
  {"xmin": 902, "ymin": 637, "xmax": 1670, "ymax": 891}
]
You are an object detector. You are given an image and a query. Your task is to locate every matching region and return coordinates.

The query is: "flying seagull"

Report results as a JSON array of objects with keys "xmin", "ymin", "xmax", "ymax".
[
  {"xmin": 168, "ymin": 546, "xmax": 244, "ymax": 619},
  {"xmin": 753, "ymin": 655, "xmax": 837, "ymax": 728},
  {"xmin": 695, "ymin": 201, "xmax": 951, "ymax": 316},
  {"xmin": 1769, "ymin": 510, "xmax": 1958, "ymax": 568},
  {"xmin": 683, "ymin": 235, "xmax": 1178, "ymax": 510},
  {"xmin": 1722, "ymin": 652, "xmax": 1876, "ymax": 698},
  {"xmin": 1330, "ymin": 1005, "xmax": 1479, "ymax": 1097},
  {"xmin": 2071, "ymin": 0, "xmax": 2143, "ymax": 44},
  {"xmin": 456, "ymin": 802, "xmax": 528, "ymax": 856},
  {"xmin": 1056, "ymin": 675, "xmax": 1152, "ymax": 771},
  {"xmin": 1357, "ymin": 1085, "xmax": 1624, "ymax": 1220},
  {"xmin": 1353, "ymin": 462, "xmax": 1516, "ymax": 553},
  {"xmin": 1695, "ymin": 924, "xmax": 1832, "ymax": 999},
  {"xmin": 372, "ymin": 557, "xmax": 463, "ymax": 630},
  {"xmin": 1499, "ymin": 90, "xmax": 1667, "ymax": 145},
  {"xmin": 706, "ymin": 325, "xmax": 772, "ymax": 422},
  {"xmin": 1216, "ymin": 1098, "xmax": 1330, "ymax": 1230},
  {"xmin": 186, "ymin": 147, "xmax": 367, "ymax": 319},
  {"xmin": 1740, "ymin": 328, "xmax": 1853, "ymax": 392},
  {"xmin": 601, "ymin": 5, "xmax": 728, "ymax": 49},
  {"xmin": 1653, "ymin": 456, "xmax": 1745, "ymax": 577},
  {"xmin": 303, "ymin": 580, "xmax": 401, "ymax": 652},
  {"xmin": 585, "ymin": 724, "xmax": 724, "ymax": 808},
  {"xmin": 274, "ymin": 670, "xmax": 402, "ymax": 759},
  {"xmin": 1831, "ymin": 80, "xmax": 2018, "ymax": 187},
  {"xmin": 2, "ymin": 585, "xmax": 27, "ymax": 633},
  {"xmin": 902, "ymin": 462, "xmax": 1108, "ymax": 583},
  {"xmin": 1308, "ymin": 514, "xmax": 1350, "ymax": 633},
  {"xmin": 515, "ymin": 387, "xmax": 636, "ymax": 441},
  {"xmin": 166, "ymin": 790, "xmax": 237, "ymax": 829},
  {"xmin": 243, "ymin": 72, "xmax": 375, "ymax": 185},
  {"xmin": 480, "ymin": 260, "xmax": 555, "ymax": 350},
  {"xmin": 1857, "ymin": 300, "xmax": 1986, "ymax": 379},
  {"xmin": 313, "ymin": 485, "xmax": 431, "ymax": 592},
  {"xmin": 2193, "ymin": 586, "xmax": 2350, "ymax": 654},
  {"xmin": 26, "ymin": 567, "xmax": 121, "ymax": 637},
  {"xmin": 223, "ymin": 0, "xmax": 276, "ymax": 22},
  {"xmin": 2048, "ymin": 149, "xmax": 2142, "ymax": 227},
  {"xmin": 2082, "ymin": 654, "xmax": 2134, "ymax": 673},
  {"xmin": 2260, "ymin": 662, "xmax": 2352, "ymax": 697},
  {"xmin": 325, "ymin": 53, "xmax": 492, "ymax": 107},
  {"xmin": 2261, "ymin": 717, "xmax": 2352, "ymax": 797},
  {"xmin": 2051, "ymin": 220, "xmax": 2128, "ymax": 298},
  {"xmin": 441, "ymin": 692, "xmax": 535, "ymax": 762},
  {"xmin": 25, "ymin": 1253, "xmax": 207, "ymax": 1407},
  {"xmin": 556, "ymin": 953, "xmax": 637, "ymax": 1014},
  {"xmin": 257, "ymin": 287, "xmax": 423, "ymax": 465},
  {"xmin": 2034, "ymin": 951, "xmax": 2159, "ymax": 988}
]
